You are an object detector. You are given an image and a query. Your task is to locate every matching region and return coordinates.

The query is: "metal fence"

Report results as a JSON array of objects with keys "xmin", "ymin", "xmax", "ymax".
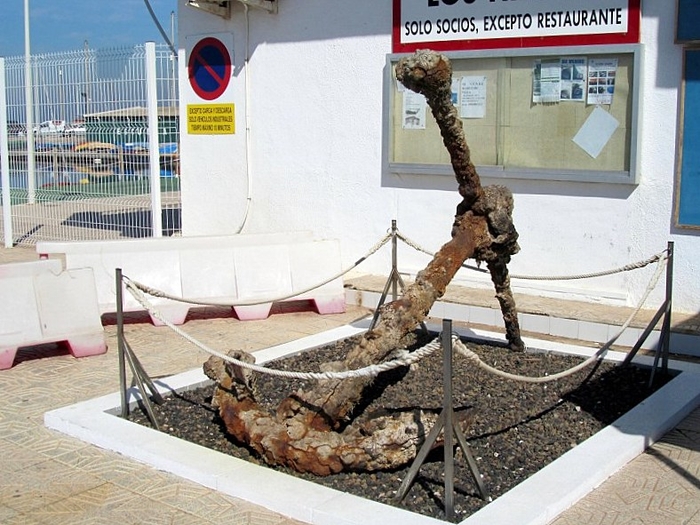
[{"xmin": 0, "ymin": 42, "xmax": 181, "ymax": 246}]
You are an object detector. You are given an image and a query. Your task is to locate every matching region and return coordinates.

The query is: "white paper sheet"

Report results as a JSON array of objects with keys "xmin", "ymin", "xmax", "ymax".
[
  {"xmin": 401, "ymin": 91, "xmax": 427, "ymax": 129},
  {"xmin": 572, "ymin": 106, "xmax": 619, "ymax": 159},
  {"xmin": 460, "ymin": 76, "xmax": 487, "ymax": 118}
]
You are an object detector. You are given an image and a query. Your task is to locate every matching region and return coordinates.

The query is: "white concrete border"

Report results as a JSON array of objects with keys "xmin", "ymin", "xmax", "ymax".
[
  {"xmin": 45, "ymin": 322, "xmax": 700, "ymax": 525},
  {"xmin": 346, "ymin": 289, "xmax": 700, "ymax": 357}
]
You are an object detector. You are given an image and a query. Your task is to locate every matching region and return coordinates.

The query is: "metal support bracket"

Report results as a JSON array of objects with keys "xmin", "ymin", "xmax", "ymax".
[
  {"xmin": 117, "ymin": 268, "xmax": 164, "ymax": 430},
  {"xmin": 396, "ymin": 320, "xmax": 489, "ymax": 520},
  {"xmin": 621, "ymin": 241, "xmax": 674, "ymax": 387},
  {"xmin": 368, "ymin": 220, "xmax": 428, "ymax": 334},
  {"xmin": 187, "ymin": 0, "xmax": 278, "ymax": 18},
  {"xmin": 237, "ymin": 0, "xmax": 278, "ymax": 13},
  {"xmin": 187, "ymin": 1, "xmax": 231, "ymax": 19}
]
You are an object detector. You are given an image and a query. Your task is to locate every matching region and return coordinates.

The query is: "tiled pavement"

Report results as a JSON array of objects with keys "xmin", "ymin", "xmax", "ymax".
[{"xmin": 1, "ymin": 244, "xmax": 699, "ymax": 524}]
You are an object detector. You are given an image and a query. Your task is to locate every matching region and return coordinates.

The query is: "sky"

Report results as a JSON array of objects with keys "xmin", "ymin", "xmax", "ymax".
[{"xmin": 0, "ymin": 0, "xmax": 177, "ymax": 58}]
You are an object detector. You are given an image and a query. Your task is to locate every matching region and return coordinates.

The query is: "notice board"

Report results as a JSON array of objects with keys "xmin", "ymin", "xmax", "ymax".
[
  {"xmin": 386, "ymin": 45, "xmax": 642, "ymax": 184},
  {"xmin": 675, "ymin": 48, "xmax": 700, "ymax": 229}
]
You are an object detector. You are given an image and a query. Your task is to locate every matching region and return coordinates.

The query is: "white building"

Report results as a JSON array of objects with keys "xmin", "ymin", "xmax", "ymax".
[{"xmin": 177, "ymin": 0, "xmax": 700, "ymax": 316}]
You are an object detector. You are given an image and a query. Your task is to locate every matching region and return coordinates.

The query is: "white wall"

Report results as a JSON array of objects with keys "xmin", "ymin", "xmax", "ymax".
[{"xmin": 179, "ymin": 0, "xmax": 699, "ymax": 315}]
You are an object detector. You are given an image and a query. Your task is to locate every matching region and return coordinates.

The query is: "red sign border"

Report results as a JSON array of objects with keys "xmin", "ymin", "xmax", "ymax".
[
  {"xmin": 392, "ymin": 0, "xmax": 641, "ymax": 53},
  {"xmin": 188, "ymin": 37, "xmax": 232, "ymax": 101}
]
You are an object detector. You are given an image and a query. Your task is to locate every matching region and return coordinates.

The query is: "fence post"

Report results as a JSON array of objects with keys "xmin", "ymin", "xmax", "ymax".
[
  {"xmin": 146, "ymin": 41, "xmax": 163, "ymax": 237},
  {"xmin": 24, "ymin": 6, "xmax": 36, "ymax": 206},
  {"xmin": 0, "ymin": 58, "xmax": 12, "ymax": 247}
]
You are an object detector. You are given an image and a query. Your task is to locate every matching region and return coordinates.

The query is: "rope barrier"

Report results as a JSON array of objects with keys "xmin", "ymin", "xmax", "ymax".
[
  {"xmin": 124, "ymin": 276, "xmax": 441, "ymax": 381},
  {"xmin": 128, "ymin": 228, "xmax": 666, "ymax": 310},
  {"xmin": 123, "ymin": 249, "xmax": 665, "ymax": 387},
  {"xmin": 118, "ymin": 223, "xmax": 670, "ymax": 390},
  {"xmin": 396, "ymin": 230, "xmax": 667, "ymax": 281},
  {"xmin": 128, "ymin": 232, "xmax": 392, "ymax": 308},
  {"xmin": 451, "ymin": 253, "xmax": 667, "ymax": 383}
]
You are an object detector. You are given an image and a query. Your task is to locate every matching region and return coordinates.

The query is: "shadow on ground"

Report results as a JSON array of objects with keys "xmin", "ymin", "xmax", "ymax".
[{"xmin": 63, "ymin": 207, "xmax": 181, "ymax": 237}]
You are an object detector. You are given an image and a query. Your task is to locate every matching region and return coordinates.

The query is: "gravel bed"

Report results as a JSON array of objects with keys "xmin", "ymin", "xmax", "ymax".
[{"xmin": 127, "ymin": 333, "xmax": 669, "ymax": 523}]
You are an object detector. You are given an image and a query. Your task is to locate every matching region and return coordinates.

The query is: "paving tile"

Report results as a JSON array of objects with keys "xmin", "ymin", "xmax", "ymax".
[
  {"xmin": 102, "ymin": 461, "xmax": 185, "ymax": 492},
  {"xmin": 23, "ymin": 483, "xmax": 212, "ymax": 525},
  {"xmin": 134, "ymin": 480, "xmax": 250, "ymax": 520},
  {"xmin": 0, "ymin": 507, "xmax": 44, "ymax": 525},
  {"xmin": 0, "ymin": 416, "xmax": 37, "ymax": 439},
  {"xmin": 2, "ymin": 426, "xmax": 83, "ymax": 455},
  {"xmin": 677, "ymin": 407, "xmax": 700, "ymax": 433},
  {"xmin": 0, "ymin": 459, "xmax": 107, "ymax": 513},
  {"xmin": 0, "ymin": 504, "xmax": 22, "ymax": 522},
  {"xmin": 0, "ymin": 438, "xmax": 48, "ymax": 473},
  {"xmin": 3, "ymin": 245, "xmax": 700, "ymax": 525},
  {"xmin": 51, "ymin": 443, "xmax": 130, "ymax": 474}
]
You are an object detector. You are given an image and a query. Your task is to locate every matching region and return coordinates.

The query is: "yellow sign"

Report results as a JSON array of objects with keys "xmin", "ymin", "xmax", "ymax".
[{"xmin": 187, "ymin": 103, "xmax": 235, "ymax": 134}]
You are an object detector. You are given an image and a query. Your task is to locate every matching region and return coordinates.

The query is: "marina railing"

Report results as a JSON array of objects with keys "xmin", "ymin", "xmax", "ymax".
[{"xmin": 0, "ymin": 42, "xmax": 180, "ymax": 246}]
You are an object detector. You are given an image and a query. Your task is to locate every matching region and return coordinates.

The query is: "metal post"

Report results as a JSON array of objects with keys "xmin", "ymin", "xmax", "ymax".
[
  {"xmin": 647, "ymin": 243, "xmax": 674, "ymax": 387},
  {"xmin": 661, "ymin": 241, "xmax": 673, "ymax": 375},
  {"xmin": 117, "ymin": 268, "xmax": 128, "ymax": 417},
  {"xmin": 0, "ymin": 57, "xmax": 13, "ymax": 247},
  {"xmin": 145, "ymin": 41, "xmax": 163, "ymax": 237},
  {"xmin": 396, "ymin": 320, "xmax": 488, "ymax": 512},
  {"xmin": 24, "ymin": 0, "xmax": 36, "ymax": 205},
  {"xmin": 391, "ymin": 219, "xmax": 398, "ymax": 302},
  {"xmin": 442, "ymin": 320, "xmax": 455, "ymax": 521}
]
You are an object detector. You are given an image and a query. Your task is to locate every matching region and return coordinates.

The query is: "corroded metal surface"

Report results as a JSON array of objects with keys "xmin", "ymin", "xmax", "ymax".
[{"xmin": 209, "ymin": 50, "xmax": 525, "ymax": 473}]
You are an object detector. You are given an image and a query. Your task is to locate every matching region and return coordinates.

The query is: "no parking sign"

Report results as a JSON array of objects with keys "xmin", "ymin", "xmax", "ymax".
[
  {"xmin": 188, "ymin": 37, "xmax": 232, "ymax": 100},
  {"xmin": 187, "ymin": 35, "xmax": 235, "ymax": 134}
]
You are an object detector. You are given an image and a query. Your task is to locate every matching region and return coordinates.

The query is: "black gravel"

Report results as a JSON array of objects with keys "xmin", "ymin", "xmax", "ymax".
[{"xmin": 127, "ymin": 333, "xmax": 671, "ymax": 522}]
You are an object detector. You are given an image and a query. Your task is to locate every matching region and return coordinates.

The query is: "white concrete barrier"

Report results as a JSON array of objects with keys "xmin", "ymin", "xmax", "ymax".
[
  {"xmin": 36, "ymin": 233, "xmax": 346, "ymax": 324},
  {"xmin": 0, "ymin": 260, "xmax": 106, "ymax": 370}
]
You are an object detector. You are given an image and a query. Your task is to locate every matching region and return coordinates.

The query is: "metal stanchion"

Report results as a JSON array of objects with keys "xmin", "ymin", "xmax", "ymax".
[
  {"xmin": 650, "ymin": 241, "xmax": 674, "ymax": 386},
  {"xmin": 661, "ymin": 240, "xmax": 674, "ymax": 375},
  {"xmin": 116, "ymin": 268, "xmax": 164, "ymax": 429},
  {"xmin": 369, "ymin": 220, "xmax": 427, "ymax": 334},
  {"xmin": 396, "ymin": 319, "xmax": 489, "ymax": 519},
  {"xmin": 117, "ymin": 268, "xmax": 128, "ymax": 418},
  {"xmin": 621, "ymin": 242, "xmax": 674, "ymax": 387},
  {"xmin": 391, "ymin": 219, "xmax": 398, "ymax": 302}
]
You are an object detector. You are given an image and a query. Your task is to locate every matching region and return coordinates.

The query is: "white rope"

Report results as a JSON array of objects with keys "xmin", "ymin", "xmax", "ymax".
[
  {"xmin": 124, "ymin": 276, "xmax": 440, "ymax": 381},
  {"xmin": 125, "ymin": 250, "xmax": 664, "ymax": 387},
  {"xmin": 129, "ymin": 232, "xmax": 392, "ymax": 308},
  {"xmin": 119, "ymin": 225, "xmax": 669, "ymax": 387},
  {"xmin": 451, "ymin": 254, "xmax": 668, "ymax": 383},
  {"xmin": 454, "ymin": 339, "xmax": 602, "ymax": 384},
  {"xmin": 396, "ymin": 230, "xmax": 667, "ymax": 281}
]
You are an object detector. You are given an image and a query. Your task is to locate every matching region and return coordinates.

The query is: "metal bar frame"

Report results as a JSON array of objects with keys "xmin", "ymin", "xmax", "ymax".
[
  {"xmin": 116, "ymin": 267, "xmax": 163, "ymax": 429},
  {"xmin": 621, "ymin": 241, "xmax": 674, "ymax": 387},
  {"xmin": 396, "ymin": 319, "xmax": 489, "ymax": 518},
  {"xmin": 368, "ymin": 220, "xmax": 427, "ymax": 334}
]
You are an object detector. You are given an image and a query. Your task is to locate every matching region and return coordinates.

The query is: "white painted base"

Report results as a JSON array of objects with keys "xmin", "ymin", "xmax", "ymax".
[{"xmin": 44, "ymin": 321, "xmax": 700, "ymax": 525}]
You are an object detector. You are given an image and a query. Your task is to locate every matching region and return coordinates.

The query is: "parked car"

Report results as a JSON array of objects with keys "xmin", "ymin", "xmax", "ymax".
[{"xmin": 33, "ymin": 120, "xmax": 66, "ymax": 135}]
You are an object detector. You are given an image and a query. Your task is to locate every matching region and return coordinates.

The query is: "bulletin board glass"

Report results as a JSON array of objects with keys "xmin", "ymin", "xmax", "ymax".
[{"xmin": 385, "ymin": 45, "xmax": 642, "ymax": 184}]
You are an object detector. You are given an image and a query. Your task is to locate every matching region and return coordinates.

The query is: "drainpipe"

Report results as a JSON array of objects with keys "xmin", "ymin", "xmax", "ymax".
[{"xmin": 235, "ymin": 3, "xmax": 253, "ymax": 233}]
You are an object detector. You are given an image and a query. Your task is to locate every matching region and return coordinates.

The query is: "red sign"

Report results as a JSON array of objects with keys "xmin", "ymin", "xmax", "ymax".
[
  {"xmin": 188, "ymin": 37, "xmax": 232, "ymax": 100},
  {"xmin": 393, "ymin": 0, "xmax": 641, "ymax": 53}
]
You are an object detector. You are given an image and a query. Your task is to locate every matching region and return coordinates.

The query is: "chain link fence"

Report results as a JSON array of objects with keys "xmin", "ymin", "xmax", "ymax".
[{"xmin": 0, "ymin": 42, "xmax": 180, "ymax": 246}]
